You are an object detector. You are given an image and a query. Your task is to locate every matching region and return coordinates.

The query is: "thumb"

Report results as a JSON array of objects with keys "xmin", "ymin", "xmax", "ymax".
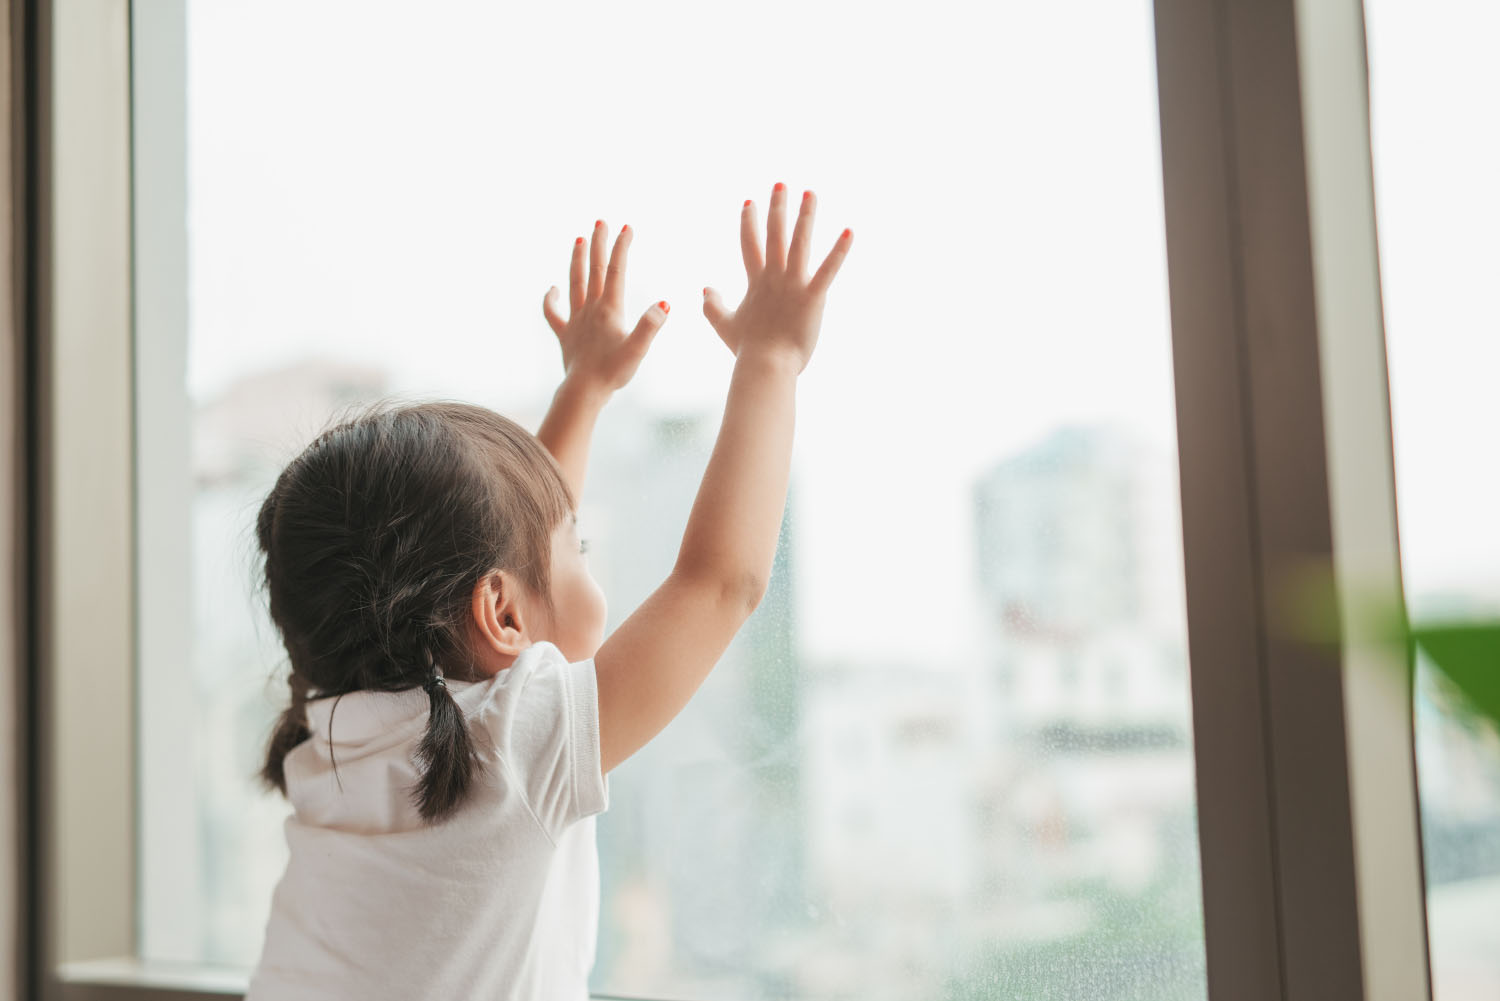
[
  {"xmin": 624, "ymin": 300, "xmax": 670, "ymax": 358},
  {"xmin": 542, "ymin": 286, "xmax": 567, "ymax": 338},
  {"xmin": 702, "ymin": 287, "xmax": 731, "ymax": 333}
]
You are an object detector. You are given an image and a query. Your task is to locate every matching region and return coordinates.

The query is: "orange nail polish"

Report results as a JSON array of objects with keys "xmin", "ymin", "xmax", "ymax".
[
  {"xmin": 595, "ymin": 219, "xmax": 604, "ymax": 228},
  {"xmin": 658, "ymin": 301, "xmax": 670, "ymax": 313},
  {"xmin": 744, "ymin": 199, "xmax": 752, "ymax": 208},
  {"xmin": 621, "ymin": 223, "xmax": 629, "ymax": 232},
  {"xmin": 842, "ymin": 228, "xmax": 852, "ymax": 240},
  {"xmin": 803, "ymin": 190, "xmax": 812, "ymax": 201},
  {"xmin": 575, "ymin": 237, "xmax": 585, "ymax": 246},
  {"xmin": 773, "ymin": 182, "xmax": 785, "ymax": 193}
]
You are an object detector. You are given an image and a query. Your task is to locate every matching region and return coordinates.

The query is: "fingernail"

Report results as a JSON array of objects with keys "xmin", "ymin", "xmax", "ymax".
[
  {"xmin": 703, "ymin": 287, "xmax": 709, "ymax": 296},
  {"xmin": 595, "ymin": 219, "xmax": 604, "ymax": 228},
  {"xmin": 773, "ymin": 182, "xmax": 785, "ymax": 193},
  {"xmin": 658, "ymin": 300, "xmax": 670, "ymax": 314},
  {"xmin": 842, "ymin": 228, "xmax": 852, "ymax": 240},
  {"xmin": 621, "ymin": 224, "xmax": 630, "ymax": 233},
  {"xmin": 803, "ymin": 190, "xmax": 812, "ymax": 201},
  {"xmin": 744, "ymin": 199, "xmax": 752, "ymax": 208},
  {"xmin": 575, "ymin": 237, "xmax": 585, "ymax": 246}
]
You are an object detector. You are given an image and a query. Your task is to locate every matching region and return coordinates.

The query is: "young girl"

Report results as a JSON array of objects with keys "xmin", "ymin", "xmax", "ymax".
[{"xmin": 244, "ymin": 182, "xmax": 852, "ymax": 1000}]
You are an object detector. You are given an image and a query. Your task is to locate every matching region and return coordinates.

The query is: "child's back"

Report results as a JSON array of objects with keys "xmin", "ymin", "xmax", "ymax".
[{"xmin": 247, "ymin": 642, "xmax": 604, "ymax": 1000}]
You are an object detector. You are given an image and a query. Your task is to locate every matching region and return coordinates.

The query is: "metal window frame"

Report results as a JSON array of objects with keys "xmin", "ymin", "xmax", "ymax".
[
  {"xmin": 27, "ymin": 0, "xmax": 1435, "ymax": 998},
  {"xmin": 1155, "ymin": 0, "xmax": 1431, "ymax": 997}
]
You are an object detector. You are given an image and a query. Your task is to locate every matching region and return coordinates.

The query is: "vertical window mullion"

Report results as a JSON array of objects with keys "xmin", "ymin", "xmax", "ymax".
[
  {"xmin": 42, "ymin": 0, "xmax": 136, "ymax": 975},
  {"xmin": 1155, "ymin": 0, "xmax": 1433, "ymax": 997},
  {"xmin": 131, "ymin": 0, "xmax": 201, "ymax": 962}
]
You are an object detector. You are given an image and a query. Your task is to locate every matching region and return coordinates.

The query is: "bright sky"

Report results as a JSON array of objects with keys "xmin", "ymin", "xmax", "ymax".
[
  {"xmin": 1365, "ymin": 0, "xmax": 1500, "ymax": 613},
  {"xmin": 185, "ymin": 0, "xmax": 1497, "ymax": 660}
]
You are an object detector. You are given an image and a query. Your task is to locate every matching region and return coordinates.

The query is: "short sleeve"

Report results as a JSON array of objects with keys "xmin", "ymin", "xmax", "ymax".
[{"xmin": 480, "ymin": 644, "xmax": 609, "ymax": 842}]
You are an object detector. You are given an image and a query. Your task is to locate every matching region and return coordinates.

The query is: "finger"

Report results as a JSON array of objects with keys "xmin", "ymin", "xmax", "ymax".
[
  {"xmin": 623, "ymin": 300, "xmax": 670, "ymax": 359},
  {"xmin": 702, "ymin": 287, "xmax": 733, "ymax": 344},
  {"xmin": 588, "ymin": 219, "xmax": 607, "ymax": 301},
  {"xmin": 808, "ymin": 228, "xmax": 854, "ymax": 297},
  {"xmin": 604, "ymin": 224, "xmax": 632, "ymax": 310},
  {"xmin": 569, "ymin": 236, "xmax": 587, "ymax": 314},
  {"xmin": 765, "ymin": 182, "xmax": 788, "ymax": 271},
  {"xmin": 787, "ymin": 189, "xmax": 816, "ymax": 282},
  {"xmin": 740, "ymin": 199, "xmax": 764, "ymax": 280},
  {"xmin": 543, "ymin": 286, "xmax": 568, "ymax": 338}
]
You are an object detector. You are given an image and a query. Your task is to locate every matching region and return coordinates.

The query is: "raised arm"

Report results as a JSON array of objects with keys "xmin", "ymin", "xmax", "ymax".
[
  {"xmin": 594, "ymin": 183, "xmax": 852, "ymax": 773},
  {"xmin": 538, "ymin": 221, "xmax": 669, "ymax": 504},
  {"xmin": 535, "ymin": 377, "xmax": 607, "ymax": 505}
]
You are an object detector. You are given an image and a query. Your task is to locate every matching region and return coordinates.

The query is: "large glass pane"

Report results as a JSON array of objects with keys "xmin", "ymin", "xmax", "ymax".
[
  {"xmin": 1365, "ymin": 2, "xmax": 1500, "ymax": 998},
  {"xmin": 137, "ymin": 1, "xmax": 1208, "ymax": 996}
]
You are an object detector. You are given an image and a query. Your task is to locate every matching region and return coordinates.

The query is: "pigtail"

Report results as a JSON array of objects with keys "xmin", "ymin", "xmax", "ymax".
[
  {"xmin": 412, "ymin": 654, "xmax": 482, "ymax": 823},
  {"xmin": 262, "ymin": 671, "xmax": 312, "ymax": 794}
]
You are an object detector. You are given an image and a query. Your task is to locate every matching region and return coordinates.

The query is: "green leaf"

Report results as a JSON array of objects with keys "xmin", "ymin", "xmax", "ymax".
[{"xmin": 1412, "ymin": 622, "xmax": 1500, "ymax": 727}]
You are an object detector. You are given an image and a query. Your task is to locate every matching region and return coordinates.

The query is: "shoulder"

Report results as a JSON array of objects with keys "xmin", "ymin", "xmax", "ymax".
[
  {"xmin": 466, "ymin": 641, "xmax": 594, "ymax": 729},
  {"xmin": 468, "ymin": 642, "xmax": 608, "ymax": 833},
  {"xmin": 474, "ymin": 640, "xmax": 569, "ymax": 695}
]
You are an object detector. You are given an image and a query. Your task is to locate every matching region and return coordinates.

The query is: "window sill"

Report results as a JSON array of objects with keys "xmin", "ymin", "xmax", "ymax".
[
  {"xmin": 56, "ymin": 959, "xmax": 246, "ymax": 1001},
  {"xmin": 55, "ymin": 960, "xmax": 656, "ymax": 1001}
]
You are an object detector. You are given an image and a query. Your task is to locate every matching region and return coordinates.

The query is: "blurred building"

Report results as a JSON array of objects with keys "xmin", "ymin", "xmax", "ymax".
[
  {"xmin": 972, "ymin": 425, "xmax": 1190, "ymax": 743},
  {"xmin": 975, "ymin": 425, "xmax": 1184, "ymax": 641},
  {"xmin": 797, "ymin": 659, "xmax": 983, "ymax": 999},
  {"xmin": 782, "ymin": 425, "xmax": 1202, "ymax": 1000},
  {"xmin": 969, "ymin": 424, "xmax": 1198, "ymax": 964},
  {"xmin": 193, "ymin": 358, "xmax": 390, "ymax": 488}
]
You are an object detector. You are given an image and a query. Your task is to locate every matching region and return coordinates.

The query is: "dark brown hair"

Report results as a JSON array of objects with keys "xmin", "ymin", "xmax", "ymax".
[{"xmin": 256, "ymin": 400, "xmax": 575, "ymax": 822}]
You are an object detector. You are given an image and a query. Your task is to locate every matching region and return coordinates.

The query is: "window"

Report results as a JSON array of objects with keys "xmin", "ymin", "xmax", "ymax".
[
  {"xmin": 1365, "ymin": 1, "xmax": 1500, "ymax": 996},
  {"xmin": 33, "ymin": 1, "xmax": 1440, "ymax": 999},
  {"xmin": 134, "ymin": 1, "xmax": 1209, "ymax": 996}
]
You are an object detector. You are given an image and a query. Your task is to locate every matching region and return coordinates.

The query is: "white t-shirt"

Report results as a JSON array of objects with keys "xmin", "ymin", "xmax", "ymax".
[{"xmin": 245, "ymin": 640, "xmax": 610, "ymax": 1001}]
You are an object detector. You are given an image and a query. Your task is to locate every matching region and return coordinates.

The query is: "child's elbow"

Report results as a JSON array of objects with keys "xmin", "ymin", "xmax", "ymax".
[
  {"xmin": 715, "ymin": 568, "xmax": 766, "ymax": 617},
  {"xmin": 738, "ymin": 571, "xmax": 769, "ymax": 615},
  {"xmin": 672, "ymin": 564, "xmax": 766, "ymax": 618}
]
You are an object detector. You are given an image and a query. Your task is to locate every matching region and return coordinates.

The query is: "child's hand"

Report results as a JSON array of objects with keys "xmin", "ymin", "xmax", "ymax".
[
  {"xmin": 542, "ymin": 220, "xmax": 669, "ymax": 395},
  {"xmin": 702, "ymin": 184, "xmax": 852, "ymax": 375}
]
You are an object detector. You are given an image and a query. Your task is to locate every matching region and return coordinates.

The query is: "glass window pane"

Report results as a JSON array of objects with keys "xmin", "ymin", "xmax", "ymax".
[
  {"xmin": 1365, "ymin": 2, "xmax": 1500, "ymax": 998},
  {"xmin": 138, "ymin": 1, "xmax": 1209, "ymax": 996}
]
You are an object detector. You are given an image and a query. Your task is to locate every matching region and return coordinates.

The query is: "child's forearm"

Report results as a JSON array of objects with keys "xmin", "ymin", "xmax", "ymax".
[
  {"xmin": 673, "ymin": 347, "xmax": 799, "ymax": 601},
  {"xmin": 535, "ymin": 377, "xmax": 610, "ymax": 507}
]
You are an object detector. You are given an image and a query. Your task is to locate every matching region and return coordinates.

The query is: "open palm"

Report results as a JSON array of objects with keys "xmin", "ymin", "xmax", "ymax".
[{"xmin": 542, "ymin": 220, "xmax": 669, "ymax": 393}]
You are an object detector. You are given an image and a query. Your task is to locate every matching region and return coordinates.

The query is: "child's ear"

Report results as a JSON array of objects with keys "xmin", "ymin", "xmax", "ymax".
[{"xmin": 470, "ymin": 570, "xmax": 530, "ymax": 662}]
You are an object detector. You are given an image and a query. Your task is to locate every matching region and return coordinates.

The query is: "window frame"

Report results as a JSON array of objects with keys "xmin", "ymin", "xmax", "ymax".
[
  {"xmin": 1155, "ymin": 0, "xmax": 1431, "ymax": 996},
  {"xmin": 27, "ymin": 0, "xmax": 1435, "ymax": 997}
]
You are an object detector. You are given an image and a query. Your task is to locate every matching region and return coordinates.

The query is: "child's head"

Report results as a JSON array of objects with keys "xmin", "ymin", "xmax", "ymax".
[{"xmin": 255, "ymin": 400, "xmax": 602, "ymax": 822}]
